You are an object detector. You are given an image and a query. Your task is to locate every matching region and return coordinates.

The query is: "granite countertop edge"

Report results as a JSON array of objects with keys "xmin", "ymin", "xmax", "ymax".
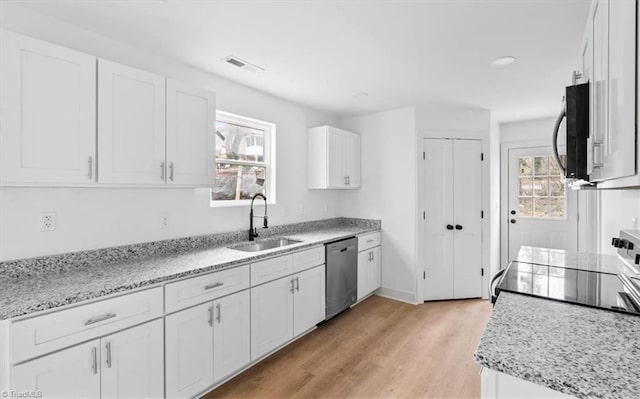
[{"xmin": 2, "ymin": 226, "xmax": 379, "ymax": 320}]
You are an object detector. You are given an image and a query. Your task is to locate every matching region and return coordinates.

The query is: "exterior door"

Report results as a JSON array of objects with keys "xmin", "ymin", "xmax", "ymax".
[
  {"xmin": 423, "ymin": 138, "xmax": 483, "ymax": 301},
  {"xmin": 166, "ymin": 79, "xmax": 216, "ymax": 186},
  {"xmin": 213, "ymin": 290, "xmax": 251, "ymax": 382},
  {"xmin": 98, "ymin": 59, "xmax": 166, "ymax": 184},
  {"xmin": 293, "ymin": 265, "xmax": 326, "ymax": 336},
  {"xmin": 250, "ymin": 276, "xmax": 294, "ymax": 361},
  {"xmin": 0, "ymin": 30, "xmax": 96, "ymax": 184},
  {"xmin": 507, "ymin": 147, "xmax": 578, "ymax": 262},
  {"xmin": 11, "ymin": 340, "xmax": 101, "ymax": 399},
  {"xmin": 101, "ymin": 320, "xmax": 164, "ymax": 399},
  {"xmin": 165, "ymin": 302, "xmax": 214, "ymax": 399}
]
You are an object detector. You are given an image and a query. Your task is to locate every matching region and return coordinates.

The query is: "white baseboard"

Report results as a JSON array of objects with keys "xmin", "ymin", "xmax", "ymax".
[{"xmin": 375, "ymin": 287, "xmax": 417, "ymax": 305}]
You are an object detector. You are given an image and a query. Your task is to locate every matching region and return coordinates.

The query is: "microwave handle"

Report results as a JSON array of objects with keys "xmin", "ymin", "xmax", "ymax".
[{"xmin": 552, "ymin": 102, "xmax": 567, "ymax": 176}]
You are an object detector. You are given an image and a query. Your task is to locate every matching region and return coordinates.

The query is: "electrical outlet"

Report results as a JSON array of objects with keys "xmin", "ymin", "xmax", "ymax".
[
  {"xmin": 160, "ymin": 213, "xmax": 169, "ymax": 229},
  {"xmin": 40, "ymin": 212, "xmax": 56, "ymax": 231}
]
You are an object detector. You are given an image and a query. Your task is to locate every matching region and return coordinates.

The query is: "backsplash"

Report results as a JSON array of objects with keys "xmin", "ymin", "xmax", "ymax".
[{"xmin": 0, "ymin": 217, "xmax": 380, "ymax": 278}]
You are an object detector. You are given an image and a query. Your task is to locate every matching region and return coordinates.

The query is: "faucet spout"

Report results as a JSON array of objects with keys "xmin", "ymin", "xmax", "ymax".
[{"xmin": 249, "ymin": 193, "xmax": 268, "ymax": 241}]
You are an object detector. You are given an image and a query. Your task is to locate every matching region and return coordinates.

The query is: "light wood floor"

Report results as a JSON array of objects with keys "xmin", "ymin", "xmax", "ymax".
[{"xmin": 206, "ymin": 295, "xmax": 492, "ymax": 399}]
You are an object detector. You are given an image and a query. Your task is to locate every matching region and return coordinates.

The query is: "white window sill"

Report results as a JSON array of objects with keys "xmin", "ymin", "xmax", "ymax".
[{"xmin": 210, "ymin": 199, "xmax": 275, "ymax": 208}]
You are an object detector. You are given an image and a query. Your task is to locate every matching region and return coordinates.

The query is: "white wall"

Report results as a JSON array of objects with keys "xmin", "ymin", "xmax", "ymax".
[
  {"xmin": 0, "ymin": 6, "xmax": 342, "ymax": 261},
  {"xmin": 599, "ymin": 190, "xmax": 640, "ymax": 255},
  {"xmin": 338, "ymin": 107, "xmax": 417, "ymax": 303}
]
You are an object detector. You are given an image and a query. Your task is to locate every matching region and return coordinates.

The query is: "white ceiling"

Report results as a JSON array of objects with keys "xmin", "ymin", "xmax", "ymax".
[{"xmin": 7, "ymin": 0, "xmax": 591, "ymax": 121}]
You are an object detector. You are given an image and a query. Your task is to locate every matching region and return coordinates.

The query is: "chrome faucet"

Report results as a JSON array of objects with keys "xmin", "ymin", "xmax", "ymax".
[{"xmin": 249, "ymin": 193, "xmax": 268, "ymax": 241}]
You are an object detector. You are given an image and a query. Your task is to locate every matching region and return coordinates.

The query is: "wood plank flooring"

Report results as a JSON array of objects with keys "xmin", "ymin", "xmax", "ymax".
[{"xmin": 206, "ymin": 295, "xmax": 492, "ymax": 399}]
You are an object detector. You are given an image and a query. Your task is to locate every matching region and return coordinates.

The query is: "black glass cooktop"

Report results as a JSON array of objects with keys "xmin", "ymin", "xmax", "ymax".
[{"xmin": 497, "ymin": 261, "xmax": 640, "ymax": 316}]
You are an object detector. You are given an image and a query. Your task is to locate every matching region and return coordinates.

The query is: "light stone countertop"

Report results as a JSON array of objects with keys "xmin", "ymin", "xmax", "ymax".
[
  {"xmin": 475, "ymin": 291, "xmax": 640, "ymax": 399},
  {"xmin": 0, "ymin": 225, "xmax": 378, "ymax": 320}
]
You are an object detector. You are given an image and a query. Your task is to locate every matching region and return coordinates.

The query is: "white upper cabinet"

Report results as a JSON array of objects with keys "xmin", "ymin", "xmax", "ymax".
[
  {"xmin": 0, "ymin": 30, "xmax": 97, "ymax": 185},
  {"xmin": 308, "ymin": 125, "xmax": 361, "ymax": 189},
  {"xmin": 166, "ymin": 80, "xmax": 216, "ymax": 186},
  {"xmin": 584, "ymin": 0, "xmax": 638, "ymax": 186},
  {"xmin": 98, "ymin": 59, "xmax": 167, "ymax": 185}
]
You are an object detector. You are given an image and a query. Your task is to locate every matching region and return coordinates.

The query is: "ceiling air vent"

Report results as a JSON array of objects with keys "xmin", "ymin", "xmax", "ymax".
[{"xmin": 223, "ymin": 55, "xmax": 264, "ymax": 73}]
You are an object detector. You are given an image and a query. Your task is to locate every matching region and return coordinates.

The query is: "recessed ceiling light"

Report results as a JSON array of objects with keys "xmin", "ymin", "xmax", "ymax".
[{"xmin": 491, "ymin": 56, "xmax": 516, "ymax": 67}]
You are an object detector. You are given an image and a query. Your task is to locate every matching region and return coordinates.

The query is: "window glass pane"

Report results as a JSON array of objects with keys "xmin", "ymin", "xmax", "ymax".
[
  {"xmin": 534, "ymin": 197, "xmax": 549, "ymax": 218},
  {"xmin": 549, "ymin": 197, "xmax": 566, "ymax": 218},
  {"xmin": 215, "ymin": 121, "xmax": 265, "ymax": 162},
  {"xmin": 549, "ymin": 177, "xmax": 565, "ymax": 197},
  {"xmin": 534, "ymin": 156, "xmax": 548, "ymax": 175},
  {"xmin": 519, "ymin": 157, "xmax": 533, "ymax": 176},
  {"xmin": 519, "ymin": 177, "xmax": 533, "ymax": 196},
  {"xmin": 212, "ymin": 164, "xmax": 266, "ymax": 201},
  {"xmin": 533, "ymin": 177, "xmax": 549, "ymax": 197},
  {"xmin": 549, "ymin": 156, "xmax": 563, "ymax": 175},
  {"xmin": 519, "ymin": 197, "xmax": 533, "ymax": 217}
]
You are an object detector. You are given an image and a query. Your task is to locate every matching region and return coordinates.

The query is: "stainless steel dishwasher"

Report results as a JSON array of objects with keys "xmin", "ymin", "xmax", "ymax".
[{"xmin": 325, "ymin": 237, "xmax": 358, "ymax": 320}]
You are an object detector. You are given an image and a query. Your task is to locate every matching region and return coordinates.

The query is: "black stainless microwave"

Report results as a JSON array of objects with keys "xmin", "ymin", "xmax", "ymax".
[{"xmin": 552, "ymin": 82, "xmax": 590, "ymax": 183}]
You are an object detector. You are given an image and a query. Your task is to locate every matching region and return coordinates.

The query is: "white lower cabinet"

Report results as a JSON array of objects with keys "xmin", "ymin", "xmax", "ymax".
[
  {"xmin": 165, "ymin": 302, "xmax": 214, "ymax": 399},
  {"xmin": 357, "ymin": 246, "xmax": 381, "ymax": 301},
  {"xmin": 165, "ymin": 290, "xmax": 251, "ymax": 399},
  {"xmin": 12, "ymin": 340, "xmax": 101, "ymax": 399},
  {"xmin": 11, "ymin": 319, "xmax": 163, "ymax": 399},
  {"xmin": 251, "ymin": 265, "xmax": 326, "ymax": 361},
  {"xmin": 250, "ymin": 276, "xmax": 295, "ymax": 361},
  {"xmin": 213, "ymin": 290, "xmax": 251, "ymax": 382}
]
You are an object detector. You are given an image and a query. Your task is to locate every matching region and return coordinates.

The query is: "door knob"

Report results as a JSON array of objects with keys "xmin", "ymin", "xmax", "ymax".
[
  {"xmin": 446, "ymin": 224, "xmax": 454, "ymax": 230},
  {"xmin": 510, "ymin": 219, "xmax": 516, "ymax": 224},
  {"xmin": 510, "ymin": 210, "xmax": 516, "ymax": 215},
  {"xmin": 455, "ymin": 224, "xmax": 463, "ymax": 230}
]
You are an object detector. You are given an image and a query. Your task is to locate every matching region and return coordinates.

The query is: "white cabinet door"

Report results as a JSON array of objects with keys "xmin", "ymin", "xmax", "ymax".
[
  {"xmin": 98, "ymin": 59, "xmax": 166, "ymax": 184},
  {"xmin": 423, "ymin": 139, "xmax": 455, "ymax": 300},
  {"xmin": 293, "ymin": 265, "xmax": 326, "ymax": 336},
  {"xmin": 452, "ymin": 140, "xmax": 483, "ymax": 298},
  {"xmin": 0, "ymin": 30, "xmax": 96, "ymax": 185},
  {"xmin": 250, "ymin": 277, "xmax": 294, "ymax": 361},
  {"xmin": 357, "ymin": 250, "xmax": 369, "ymax": 301},
  {"xmin": 327, "ymin": 127, "xmax": 346, "ymax": 188},
  {"xmin": 101, "ymin": 319, "xmax": 163, "ymax": 399},
  {"xmin": 213, "ymin": 290, "xmax": 250, "ymax": 383},
  {"xmin": 368, "ymin": 247, "xmax": 381, "ymax": 293},
  {"xmin": 165, "ymin": 302, "xmax": 214, "ymax": 399},
  {"xmin": 166, "ymin": 80, "xmax": 216, "ymax": 186},
  {"xmin": 344, "ymin": 131, "xmax": 361, "ymax": 188},
  {"xmin": 604, "ymin": 0, "xmax": 636, "ymax": 180},
  {"xmin": 11, "ymin": 340, "xmax": 101, "ymax": 399},
  {"xmin": 589, "ymin": 0, "xmax": 608, "ymax": 181}
]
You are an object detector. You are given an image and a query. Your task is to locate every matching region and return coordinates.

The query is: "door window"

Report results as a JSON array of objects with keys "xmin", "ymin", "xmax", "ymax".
[{"xmin": 518, "ymin": 155, "xmax": 567, "ymax": 219}]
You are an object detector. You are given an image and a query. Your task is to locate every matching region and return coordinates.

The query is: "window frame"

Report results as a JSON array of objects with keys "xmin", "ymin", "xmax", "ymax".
[
  {"xmin": 517, "ymin": 154, "xmax": 568, "ymax": 220},
  {"xmin": 210, "ymin": 111, "xmax": 276, "ymax": 207}
]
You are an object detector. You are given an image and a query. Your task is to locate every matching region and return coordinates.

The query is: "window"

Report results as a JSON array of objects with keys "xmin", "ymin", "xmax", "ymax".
[
  {"xmin": 517, "ymin": 155, "xmax": 567, "ymax": 219},
  {"xmin": 211, "ymin": 111, "xmax": 275, "ymax": 206}
]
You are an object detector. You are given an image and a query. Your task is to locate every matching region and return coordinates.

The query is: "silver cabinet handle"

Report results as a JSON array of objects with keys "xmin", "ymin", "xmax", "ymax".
[
  {"xmin": 372, "ymin": 251, "xmax": 375, "ymax": 262},
  {"xmin": 88, "ymin": 156, "xmax": 93, "ymax": 180},
  {"xmin": 216, "ymin": 303, "xmax": 221, "ymax": 323},
  {"xmin": 85, "ymin": 312, "xmax": 116, "ymax": 326},
  {"xmin": 204, "ymin": 282, "xmax": 224, "ymax": 290},
  {"xmin": 160, "ymin": 161, "xmax": 165, "ymax": 181},
  {"xmin": 290, "ymin": 278, "xmax": 295, "ymax": 293},
  {"xmin": 366, "ymin": 239, "xmax": 375, "ymax": 243},
  {"xmin": 92, "ymin": 347, "xmax": 98, "ymax": 374},
  {"xmin": 344, "ymin": 176, "xmax": 348, "ymax": 185},
  {"xmin": 295, "ymin": 276, "xmax": 300, "ymax": 292},
  {"xmin": 369, "ymin": 251, "xmax": 373, "ymax": 262},
  {"xmin": 208, "ymin": 305, "xmax": 213, "ymax": 327},
  {"xmin": 105, "ymin": 342, "xmax": 112, "ymax": 368},
  {"xmin": 347, "ymin": 176, "xmax": 350, "ymax": 185},
  {"xmin": 169, "ymin": 162, "xmax": 174, "ymax": 182}
]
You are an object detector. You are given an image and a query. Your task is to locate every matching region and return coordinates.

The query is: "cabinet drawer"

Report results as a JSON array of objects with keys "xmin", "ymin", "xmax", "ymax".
[
  {"xmin": 358, "ymin": 232, "xmax": 381, "ymax": 252},
  {"xmin": 165, "ymin": 265, "xmax": 250, "ymax": 314},
  {"xmin": 292, "ymin": 246, "xmax": 325, "ymax": 273},
  {"xmin": 11, "ymin": 287, "xmax": 163, "ymax": 364},
  {"xmin": 251, "ymin": 255, "xmax": 293, "ymax": 286}
]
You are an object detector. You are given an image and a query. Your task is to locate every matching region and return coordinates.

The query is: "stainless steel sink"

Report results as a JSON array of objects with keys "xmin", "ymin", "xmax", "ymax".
[{"xmin": 229, "ymin": 238, "xmax": 302, "ymax": 252}]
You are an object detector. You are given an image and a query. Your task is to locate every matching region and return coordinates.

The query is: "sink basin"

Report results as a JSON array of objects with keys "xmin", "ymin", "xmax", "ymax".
[{"xmin": 229, "ymin": 238, "xmax": 302, "ymax": 252}]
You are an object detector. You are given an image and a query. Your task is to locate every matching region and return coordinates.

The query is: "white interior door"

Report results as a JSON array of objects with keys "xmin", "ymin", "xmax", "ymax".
[
  {"xmin": 423, "ymin": 139, "xmax": 454, "ymax": 300},
  {"xmin": 452, "ymin": 140, "xmax": 483, "ymax": 298},
  {"xmin": 507, "ymin": 147, "xmax": 578, "ymax": 262}
]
